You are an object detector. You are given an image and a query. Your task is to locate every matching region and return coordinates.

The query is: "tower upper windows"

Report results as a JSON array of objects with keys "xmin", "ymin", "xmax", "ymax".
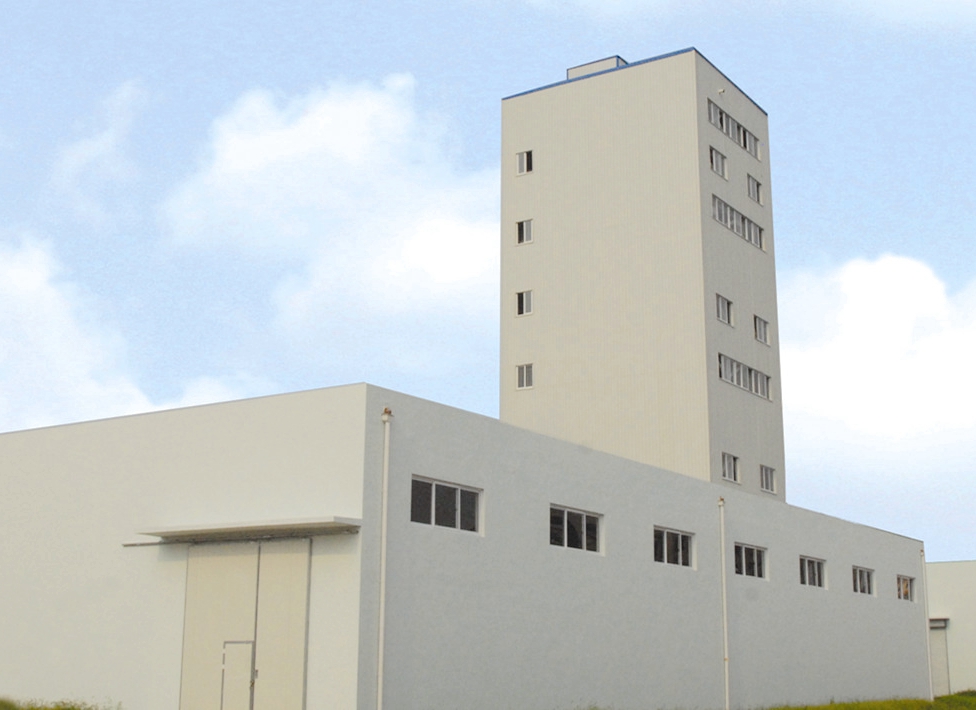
[
  {"xmin": 708, "ymin": 100, "xmax": 760, "ymax": 158},
  {"xmin": 517, "ymin": 151, "xmax": 533, "ymax": 174}
]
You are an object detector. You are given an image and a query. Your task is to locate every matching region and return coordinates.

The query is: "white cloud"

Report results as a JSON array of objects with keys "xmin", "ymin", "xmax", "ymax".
[
  {"xmin": 162, "ymin": 75, "xmax": 500, "ymax": 399},
  {"xmin": 0, "ymin": 235, "xmax": 252, "ymax": 433},
  {"xmin": 51, "ymin": 80, "xmax": 147, "ymax": 225},
  {"xmin": 781, "ymin": 254, "xmax": 976, "ymax": 440},
  {"xmin": 779, "ymin": 255, "xmax": 976, "ymax": 559}
]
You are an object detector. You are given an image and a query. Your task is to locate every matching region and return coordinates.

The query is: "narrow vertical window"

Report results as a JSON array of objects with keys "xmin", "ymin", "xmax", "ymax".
[
  {"xmin": 517, "ymin": 150, "xmax": 533, "ymax": 174},
  {"xmin": 410, "ymin": 479, "xmax": 433, "ymax": 523},
  {"xmin": 897, "ymin": 575, "xmax": 915, "ymax": 601},
  {"xmin": 517, "ymin": 219, "xmax": 533, "ymax": 244},
  {"xmin": 517, "ymin": 363, "xmax": 533, "ymax": 389},
  {"xmin": 516, "ymin": 290, "xmax": 533, "ymax": 316},
  {"xmin": 748, "ymin": 175, "xmax": 762, "ymax": 203},
  {"xmin": 716, "ymin": 294, "xmax": 733, "ymax": 325},
  {"xmin": 722, "ymin": 452, "xmax": 739, "ymax": 482},
  {"xmin": 754, "ymin": 316, "xmax": 770, "ymax": 345},
  {"xmin": 760, "ymin": 465, "xmax": 775, "ymax": 493},
  {"xmin": 709, "ymin": 147, "xmax": 727, "ymax": 178}
]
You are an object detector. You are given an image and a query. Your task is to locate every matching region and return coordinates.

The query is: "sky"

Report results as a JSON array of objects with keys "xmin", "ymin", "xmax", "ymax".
[{"xmin": 1, "ymin": 0, "xmax": 975, "ymax": 561}]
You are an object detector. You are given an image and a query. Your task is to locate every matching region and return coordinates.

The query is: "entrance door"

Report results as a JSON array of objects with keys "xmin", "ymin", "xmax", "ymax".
[
  {"xmin": 930, "ymin": 620, "xmax": 951, "ymax": 696},
  {"xmin": 221, "ymin": 641, "xmax": 254, "ymax": 710},
  {"xmin": 179, "ymin": 539, "xmax": 311, "ymax": 710}
]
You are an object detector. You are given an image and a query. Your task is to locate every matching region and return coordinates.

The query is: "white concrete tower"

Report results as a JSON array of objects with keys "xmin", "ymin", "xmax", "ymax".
[{"xmin": 500, "ymin": 49, "xmax": 786, "ymax": 499}]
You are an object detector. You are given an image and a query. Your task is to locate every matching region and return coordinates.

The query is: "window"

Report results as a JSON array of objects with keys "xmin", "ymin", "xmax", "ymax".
[
  {"xmin": 708, "ymin": 100, "xmax": 760, "ymax": 158},
  {"xmin": 712, "ymin": 196, "xmax": 764, "ymax": 249},
  {"xmin": 754, "ymin": 316, "xmax": 770, "ymax": 345},
  {"xmin": 718, "ymin": 354, "xmax": 772, "ymax": 400},
  {"xmin": 760, "ymin": 465, "xmax": 775, "ymax": 493},
  {"xmin": 550, "ymin": 506, "xmax": 600, "ymax": 552},
  {"xmin": 709, "ymin": 147, "xmax": 727, "ymax": 178},
  {"xmin": 516, "ymin": 363, "xmax": 533, "ymax": 389},
  {"xmin": 898, "ymin": 575, "xmax": 915, "ymax": 601},
  {"xmin": 734, "ymin": 543, "xmax": 765, "ymax": 577},
  {"xmin": 800, "ymin": 556, "xmax": 825, "ymax": 587},
  {"xmin": 516, "ymin": 290, "xmax": 533, "ymax": 316},
  {"xmin": 716, "ymin": 294, "xmax": 733, "ymax": 325},
  {"xmin": 853, "ymin": 566, "xmax": 874, "ymax": 595},
  {"xmin": 654, "ymin": 527, "xmax": 693, "ymax": 567},
  {"xmin": 722, "ymin": 452, "xmax": 739, "ymax": 482},
  {"xmin": 517, "ymin": 219, "xmax": 533, "ymax": 244},
  {"xmin": 748, "ymin": 175, "xmax": 762, "ymax": 204},
  {"xmin": 517, "ymin": 150, "xmax": 533, "ymax": 174},
  {"xmin": 411, "ymin": 478, "xmax": 479, "ymax": 532}
]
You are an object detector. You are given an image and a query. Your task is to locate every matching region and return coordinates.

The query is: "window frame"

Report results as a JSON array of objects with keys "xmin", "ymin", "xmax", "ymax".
[
  {"xmin": 516, "ymin": 150, "xmax": 533, "ymax": 175},
  {"xmin": 853, "ymin": 566, "xmax": 874, "ymax": 595},
  {"xmin": 722, "ymin": 452, "xmax": 740, "ymax": 483},
  {"xmin": 410, "ymin": 477, "xmax": 480, "ymax": 533},
  {"xmin": 709, "ymin": 147, "xmax": 728, "ymax": 179},
  {"xmin": 516, "ymin": 363, "xmax": 533, "ymax": 389},
  {"xmin": 550, "ymin": 505, "xmax": 601, "ymax": 553},
  {"xmin": 760, "ymin": 465, "xmax": 775, "ymax": 493},
  {"xmin": 716, "ymin": 294, "xmax": 733, "ymax": 325},
  {"xmin": 516, "ymin": 290, "xmax": 533, "ymax": 316},
  {"xmin": 897, "ymin": 575, "xmax": 915, "ymax": 601},
  {"xmin": 708, "ymin": 100, "xmax": 761, "ymax": 159},
  {"xmin": 654, "ymin": 527, "xmax": 694, "ymax": 567},
  {"xmin": 734, "ymin": 543, "xmax": 766, "ymax": 578},
  {"xmin": 754, "ymin": 315, "xmax": 770, "ymax": 345},
  {"xmin": 747, "ymin": 175, "xmax": 762, "ymax": 204},
  {"xmin": 517, "ymin": 219, "xmax": 533, "ymax": 244},
  {"xmin": 712, "ymin": 195, "xmax": 764, "ymax": 250},
  {"xmin": 719, "ymin": 353, "xmax": 772, "ymax": 400},
  {"xmin": 799, "ymin": 556, "xmax": 825, "ymax": 588}
]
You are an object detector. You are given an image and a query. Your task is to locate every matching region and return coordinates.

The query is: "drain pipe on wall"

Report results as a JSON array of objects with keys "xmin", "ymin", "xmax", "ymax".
[
  {"xmin": 921, "ymin": 547, "xmax": 934, "ymax": 701},
  {"xmin": 719, "ymin": 497, "xmax": 731, "ymax": 710},
  {"xmin": 377, "ymin": 408, "xmax": 393, "ymax": 710}
]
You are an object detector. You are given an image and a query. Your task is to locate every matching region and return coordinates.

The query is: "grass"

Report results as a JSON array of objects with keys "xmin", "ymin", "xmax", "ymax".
[{"xmin": 0, "ymin": 701, "xmax": 120, "ymax": 710}]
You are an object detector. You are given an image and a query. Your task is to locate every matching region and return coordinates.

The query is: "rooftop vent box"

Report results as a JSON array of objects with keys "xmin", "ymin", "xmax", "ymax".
[{"xmin": 567, "ymin": 56, "xmax": 628, "ymax": 80}]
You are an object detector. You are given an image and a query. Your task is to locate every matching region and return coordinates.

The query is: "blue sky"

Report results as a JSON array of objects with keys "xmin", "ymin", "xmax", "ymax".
[{"xmin": 2, "ymin": 0, "xmax": 975, "ymax": 560}]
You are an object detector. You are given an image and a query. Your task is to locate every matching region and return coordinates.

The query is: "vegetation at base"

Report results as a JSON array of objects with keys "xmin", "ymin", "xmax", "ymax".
[
  {"xmin": 767, "ymin": 692, "xmax": 976, "ymax": 710},
  {"xmin": 0, "ymin": 700, "xmax": 120, "ymax": 710}
]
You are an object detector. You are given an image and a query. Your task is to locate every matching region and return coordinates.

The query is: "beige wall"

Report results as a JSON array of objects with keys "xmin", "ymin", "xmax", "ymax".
[
  {"xmin": 928, "ymin": 561, "xmax": 976, "ymax": 693},
  {"xmin": 0, "ymin": 384, "xmax": 369, "ymax": 710},
  {"xmin": 500, "ymin": 49, "xmax": 786, "ymax": 499}
]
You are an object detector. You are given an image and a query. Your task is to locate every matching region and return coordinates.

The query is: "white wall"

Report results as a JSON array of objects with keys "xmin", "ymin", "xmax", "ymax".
[
  {"xmin": 369, "ymin": 387, "xmax": 930, "ymax": 710},
  {"xmin": 927, "ymin": 560, "xmax": 976, "ymax": 693},
  {"xmin": 0, "ymin": 384, "xmax": 369, "ymax": 709}
]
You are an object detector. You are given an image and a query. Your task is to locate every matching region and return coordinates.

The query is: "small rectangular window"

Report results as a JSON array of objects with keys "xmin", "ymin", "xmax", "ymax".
[
  {"xmin": 760, "ymin": 465, "xmax": 775, "ymax": 493},
  {"xmin": 897, "ymin": 575, "xmax": 915, "ymax": 601},
  {"xmin": 716, "ymin": 294, "xmax": 733, "ymax": 325},
  {"xmin": 754, "ymin": 316, "xmax": 770, "ymax": 345},
  {"xmin": 853, "ymin": 566, "xmax": 874, "ymax": 595},
  {"xmin": 550, "ymin": 506, "xmax": 600, "ymax": 552},
  {"xmin": 516, "ymin": 290, "xmax": 533, "ymax": 316},
  {"xmin": 712, "ymin": 195, "xmax": 764, "ymax": 249},
  {"xmin": 734, "ymin": 543, "xmax": 765, "ymax": 578},
  {"xmin": 719, "ymin": 353, "xmax": 772, "ymax": 400},
  {"xmin": 654, "ymin": 527, "xmax": 693, "ymax": 567},
  {"xmin": 517, "ymin": 219, "xmax": 533, "ymax": 244},
  {"xmin": 517, "ymin": 150, "xmax": 533, "ymax": 174},
  {"xmin": 709, "ymin": 147, "xmax": 727, "ymax": 178},
  {"xmin": 517, "ymin": 363, "xmax": 533, "ymax": 389},
  {"xmin": 800, "ymin": 556, "xmax": 825, "ymax": 587},
  {"xmin": 411, "ymin": 477, "xmax": 479, "ymax": 532},
  {"xmin": 748, "ymin": 175, "xmax": 762, "ymax": 203},
  {"xmin": 722, "ymin": 452, "xmax": 739, "ymax": 482}
]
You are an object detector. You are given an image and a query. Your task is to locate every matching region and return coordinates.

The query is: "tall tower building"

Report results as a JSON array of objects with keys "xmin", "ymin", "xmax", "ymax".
[{"xmin": 500, "ymin": 49, "xmax": 786, "ymax": 499}]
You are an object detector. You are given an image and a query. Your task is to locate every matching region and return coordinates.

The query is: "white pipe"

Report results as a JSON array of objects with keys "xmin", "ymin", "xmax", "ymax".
[
  {"xmin": 377, "ymin": 407, "xmax": 392, "ymax": 710},
  {"xmin": 921, "ymin": 546, "xmax": 935, "ymax": 699},
  {"xmin": 719, "ymin": 497, "xmax": 730, "ymax": 710}
]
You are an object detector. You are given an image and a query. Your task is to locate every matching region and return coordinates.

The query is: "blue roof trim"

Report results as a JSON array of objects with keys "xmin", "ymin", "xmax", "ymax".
[{"xmin": 502, "ymin": 46, "xmax": 766, "ymax": 116}]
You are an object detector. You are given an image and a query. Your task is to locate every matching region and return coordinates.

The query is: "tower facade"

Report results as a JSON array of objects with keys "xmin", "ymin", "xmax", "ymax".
[{"xmin": 500, "ymin": 49, "xmax": 786, "ymax": 499}]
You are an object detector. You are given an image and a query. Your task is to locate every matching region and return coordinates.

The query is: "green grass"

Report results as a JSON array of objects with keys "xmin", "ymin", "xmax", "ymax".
[
  {"xmin": 0, "ymin": 701, "xmax": 119, "ymax": 710},
  {"xmin": 766, "ymin": 693, "xmax": 976, "ymax": 710}
]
